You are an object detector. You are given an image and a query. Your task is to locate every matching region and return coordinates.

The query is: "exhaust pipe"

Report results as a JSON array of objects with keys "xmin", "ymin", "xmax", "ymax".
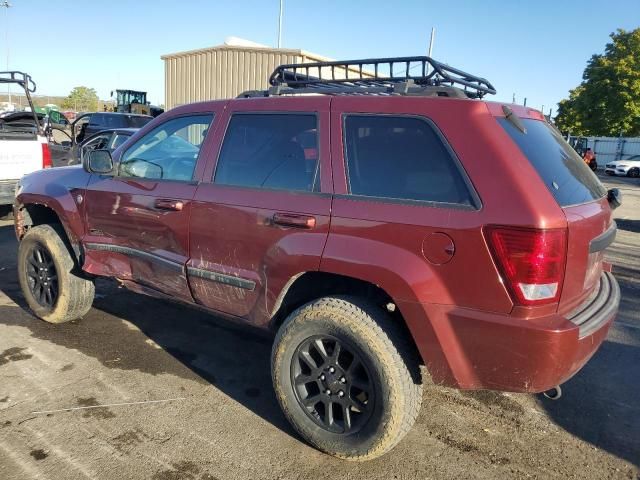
[{"xmin": 543, "ymin": 385, "xmax": 562, "ymax": 400}]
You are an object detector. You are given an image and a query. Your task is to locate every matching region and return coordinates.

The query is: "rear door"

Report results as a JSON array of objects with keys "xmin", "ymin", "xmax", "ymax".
[
  {"xmin": 187, "ymin": 97, "xmax": 332, "ymax": 326},
  {"xmin": 82, "ymin": 109, "xmax": 219, "ymax": 301},
  {"xmin": 323, "ymin": 97, "xmax": 519, "ymax": 313},
  {"xmin": 498, "ymin": 116, "xmax": 612, "ymax": 313}
]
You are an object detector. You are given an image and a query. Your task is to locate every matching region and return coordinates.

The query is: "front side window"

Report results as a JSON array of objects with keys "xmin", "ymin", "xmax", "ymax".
[
  {"xmin": 119, "ymin": 114, "xmax": 213, "ymax": 181},
  {"xmin": 214, "ymin": 114, "xmax": 319, "ymax": 192},
  {"xmin": 343, "ymin": 115, "xmax": 475, "ymax": 206}
]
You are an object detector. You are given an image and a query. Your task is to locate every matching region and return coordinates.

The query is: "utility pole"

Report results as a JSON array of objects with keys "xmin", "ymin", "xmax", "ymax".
[
  {"xmin": 1, "ymin": 1, "xmax": 11, "ymax": 105},
  {"xmin": 277, "ymin": 0, "xmax": 283, "ymax": 48}
]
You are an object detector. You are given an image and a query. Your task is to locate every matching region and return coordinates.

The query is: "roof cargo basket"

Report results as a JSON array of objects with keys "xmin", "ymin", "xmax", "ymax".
[{"xmin": 240, "ymin": 56, "xmax": 496, "ymax": 99}]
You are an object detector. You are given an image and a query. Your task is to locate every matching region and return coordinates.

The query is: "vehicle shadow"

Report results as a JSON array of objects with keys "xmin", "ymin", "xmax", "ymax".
[
  {"xmin": 615, "ymin": 218, "xmax": 640, "ymax": 234},
  {"xmin": 1, "ymin": 222, "xmax": 639, "ymax": 466},
  {"xmin": 0, "ymin": 224, "xmax": 298, "ymax": 441},
  {"xmin": 536, "ymin": 252, "xmax": 640, "ymax": 466}
]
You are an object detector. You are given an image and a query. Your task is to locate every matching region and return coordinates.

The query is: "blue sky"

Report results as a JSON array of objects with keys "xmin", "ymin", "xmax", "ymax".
[{"xmin": 2, "ymin": 0, "xmax": 638, "ymax": 112}]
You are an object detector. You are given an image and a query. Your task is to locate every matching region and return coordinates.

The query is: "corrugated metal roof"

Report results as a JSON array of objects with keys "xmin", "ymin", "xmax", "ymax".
[
  {"xmin": 161, "ymin": 44, "xmax": 335, "ymax": 62},
  {"xmin": 161, "ymin": 44, "xmax": 375, "ymax": 109}
]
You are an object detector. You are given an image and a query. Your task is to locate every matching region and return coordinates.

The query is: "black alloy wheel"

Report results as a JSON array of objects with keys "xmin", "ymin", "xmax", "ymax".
[
  {"xmin": 25, "ymin": 243, "xmax": 59, "ymax": 309},
  {"xmin": 291, "ymin": 335, "xmax": 374, "ymax": 434}
]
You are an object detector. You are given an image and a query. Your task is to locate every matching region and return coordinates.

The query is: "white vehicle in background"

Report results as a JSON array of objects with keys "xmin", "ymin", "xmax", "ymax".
[
  {"xmin": 0, "ymin": 72, "xmax": 52, "ymax": 211},
  {"xmin": 605, "ymin": 155, "xmax": 640, "ymax": 177}
]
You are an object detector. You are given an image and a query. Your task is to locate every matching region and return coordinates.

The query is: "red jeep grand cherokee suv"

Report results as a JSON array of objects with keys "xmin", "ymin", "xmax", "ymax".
[{"xmin": 13, "ymin": 57, "xmax": 620, "ymax": 460}]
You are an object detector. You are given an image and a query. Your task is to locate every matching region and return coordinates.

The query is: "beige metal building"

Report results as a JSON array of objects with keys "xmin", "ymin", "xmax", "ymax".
[{"xmin": 161, "ymin": 41, "xmax": 373, "ymax": 110}]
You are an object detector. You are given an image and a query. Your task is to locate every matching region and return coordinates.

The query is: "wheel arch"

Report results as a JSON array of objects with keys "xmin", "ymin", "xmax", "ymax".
[
  {"xmin": 15, "ymin": 201, "xmax": 83, "ymax": 265},
  {"xmin": 269, "ymin": 271, "xmax": 422, "ymax": 364}
]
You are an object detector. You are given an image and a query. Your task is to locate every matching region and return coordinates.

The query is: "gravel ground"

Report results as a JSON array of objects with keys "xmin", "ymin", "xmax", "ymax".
[{"xmin": 0, "ymin": 173, "xmax": 638, "ymax": 480}]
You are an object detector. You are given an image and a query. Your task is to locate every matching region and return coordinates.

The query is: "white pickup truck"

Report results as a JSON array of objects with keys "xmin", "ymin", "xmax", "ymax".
[{"xmin": 0, "ymin": 72, "xmax": 52, "ymax": 209}]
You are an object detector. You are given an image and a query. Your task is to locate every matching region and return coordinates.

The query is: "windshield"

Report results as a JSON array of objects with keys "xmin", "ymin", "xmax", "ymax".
[
  {"xmin": 117, "ymin": 91, "xmax": 147, "ymax": 105},
  {"xmin": 499, "ymin": 118, "xmax": 607, "ymax": 207}
]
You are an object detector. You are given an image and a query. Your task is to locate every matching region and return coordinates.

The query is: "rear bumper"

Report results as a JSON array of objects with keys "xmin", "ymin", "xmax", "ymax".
[
  {"xmin": 399, "ymin": 272, "xmax": 620, "ymax": 392},
  {"xmin": 0, "ymin": 180, "xmax": 18, "ymax": 206}
]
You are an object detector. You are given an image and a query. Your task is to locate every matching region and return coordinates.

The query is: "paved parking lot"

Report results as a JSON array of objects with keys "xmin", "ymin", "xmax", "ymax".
[{"xmin": 0, "ymin": 173, "xmax": 639, "ymax": 480}]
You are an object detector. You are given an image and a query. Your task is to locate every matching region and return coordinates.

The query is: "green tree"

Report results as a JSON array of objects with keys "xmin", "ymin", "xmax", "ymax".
[
  {"xmin": 61, "ymin": 86, "xmax": 100, "ymax": 112},
  {"xmin": 555, "ymin": 28, "xmax": 640, "ymax": 137}
]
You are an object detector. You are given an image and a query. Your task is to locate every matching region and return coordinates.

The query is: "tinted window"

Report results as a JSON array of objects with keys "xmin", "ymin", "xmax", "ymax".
[
  {"xmin": 89, "ymin": 114, "xmax": 121, "ymax": 128},
  {"xmin": 128, "ymin": 116, "xmax": 152, "ymax": 128},
  {"xmin": 89, "ymin": 114, "xmax": 105, "ymax": 126},
  {"xmin": 120, "ymin": 114, "xmax": 213, "ymax": 181},
  {"xmin": 499, "ymin": 118, "xmax": 606, "ymax": 207},
  {"xmin": 214, "ymin": 114, "xmax": 319, "ymax": 192},
  {"xmin": 343, "ymin": 115, "xmax": 474, "ymax": 206}
]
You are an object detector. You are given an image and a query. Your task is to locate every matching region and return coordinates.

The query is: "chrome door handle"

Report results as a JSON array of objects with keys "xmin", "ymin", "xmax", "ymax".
[
  {"xmin": 154, "ymin": 199, "xmax": 184, "ymax": 211},
  {"xmin": 272, "ymin": 212, "xmax": 316, "ymax": 229}
]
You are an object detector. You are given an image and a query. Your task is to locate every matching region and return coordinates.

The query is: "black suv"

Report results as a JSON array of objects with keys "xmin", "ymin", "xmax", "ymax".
[{"xmin": 73, "ymin": 112, "xmax": 152, "ymax": 143}]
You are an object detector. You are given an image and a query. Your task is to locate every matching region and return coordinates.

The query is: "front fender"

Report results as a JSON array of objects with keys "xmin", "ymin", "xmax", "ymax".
[{"xmin": 14, "ymin": 166, "xmax": 91, "ymax": 253}]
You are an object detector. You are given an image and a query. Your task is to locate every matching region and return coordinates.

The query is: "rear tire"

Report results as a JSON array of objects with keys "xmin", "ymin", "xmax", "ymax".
[
  {"xmin": 17, "ymin": 224, "xmax": 95, "ymax": 323},
  {"xmin": 628, "ymin": 168, "xmax": 639, "ymax": 178},
  {"xmin": 271, "ymin": 296, "xmax": 422, "ymax": 461}
]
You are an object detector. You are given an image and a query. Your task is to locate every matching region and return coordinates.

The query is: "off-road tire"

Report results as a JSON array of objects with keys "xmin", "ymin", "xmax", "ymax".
[
  {"xmin": 17, "ymin": 224, "xmax": 94, "ymax": 323},
  {"xmin": 272, "ymin": 296, "xmax": 422, "ymax": 461}
]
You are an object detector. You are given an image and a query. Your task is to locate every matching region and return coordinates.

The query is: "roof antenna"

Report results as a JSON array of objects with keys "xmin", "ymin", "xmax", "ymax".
[{"xmin": 426, "ymin": 27, "xmax": 435, "ymax": 75}]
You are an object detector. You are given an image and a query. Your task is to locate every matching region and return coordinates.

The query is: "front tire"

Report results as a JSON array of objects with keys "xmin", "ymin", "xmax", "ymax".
[
  {"xmin": 272, "ymin": 296, "xmax": 422, "ymax": 460},
  {"xmin": 17, "ymin": 224, "xmax": 95, "ymax": 323}
]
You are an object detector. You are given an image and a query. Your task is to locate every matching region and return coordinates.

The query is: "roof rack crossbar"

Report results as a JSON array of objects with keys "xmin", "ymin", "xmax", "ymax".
[
  {"xmin": 0, "ymin": 71, "xmax": 37, "ymax": 93},
  {"xmin": 268, "ymin": 56, "xmax": 495, "ymax": 99}
]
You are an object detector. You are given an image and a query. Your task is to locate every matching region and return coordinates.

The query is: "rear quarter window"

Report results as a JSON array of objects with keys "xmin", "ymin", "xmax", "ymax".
[
  {"xmin": 343, "ymin": 115, "xmax": 477, "ymax": 207},
  {"xmin": 499, "ymin": 118, "xmax": 606, "ymax": 207}
]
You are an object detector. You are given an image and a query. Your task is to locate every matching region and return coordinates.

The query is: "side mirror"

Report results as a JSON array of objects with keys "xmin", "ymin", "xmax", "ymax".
[
  {"xmin": 607, "ymin": 188, "xmax": 622, "ymax": 210},
  {"xmin": 84, "ymin": 149, "xmax": 114, "ymax": 175}
]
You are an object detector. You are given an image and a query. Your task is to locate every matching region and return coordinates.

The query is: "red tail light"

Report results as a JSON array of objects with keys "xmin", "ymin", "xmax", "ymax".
[
  {"xmin": 485, "ymin": 227, "xmax": 567, "ymax": 306},
  {"xmin": 42, "ymin": 143, "xmax": 53, "ymax": 169}
]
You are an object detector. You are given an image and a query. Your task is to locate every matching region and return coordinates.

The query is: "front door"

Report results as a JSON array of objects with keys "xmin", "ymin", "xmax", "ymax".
[
  {"xmin": 82, "ymin": 111, "xmax": 218, "ymax": 301},
  {"xmin": 188, "ymin": 97, "xmax": 333, "ymax": 326}
]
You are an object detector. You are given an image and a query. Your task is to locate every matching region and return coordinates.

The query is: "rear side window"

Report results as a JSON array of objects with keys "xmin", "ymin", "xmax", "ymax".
[
  {"xmin": 499, "ymin": 118, "xmax": 606, "ymax": 207},
  {"xmin": 214, "ymin": 114, "xmax": 319, "ymax": 192},
  {"xmin": 89, "ymin": 113, "xmax": 105, "ymax": 126},
  {"xmin": 343, "ymin": 115, "xmax": 475, "ymax": 206},
  {"xmin": 128, "ymin": 116, "xmax": 152, "ymax": 128}
]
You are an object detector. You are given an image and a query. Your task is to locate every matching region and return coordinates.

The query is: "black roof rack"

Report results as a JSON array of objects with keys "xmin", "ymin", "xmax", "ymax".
[
  {"xmin": 0, "ymin": 71, "xmax": 37, "ymax": 93},
  {"xmin": 239, "ymin": 56, "xmax": 496, "ymax": 99}
]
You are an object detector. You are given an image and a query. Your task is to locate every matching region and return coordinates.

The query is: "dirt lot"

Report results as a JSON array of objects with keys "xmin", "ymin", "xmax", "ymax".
[{"xmin": 0, "ymin": 173, "xmax": 639, "ymax": 480}]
